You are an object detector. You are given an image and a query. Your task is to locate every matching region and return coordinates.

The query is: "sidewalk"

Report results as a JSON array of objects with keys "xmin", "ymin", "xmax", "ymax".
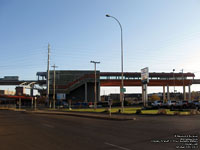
[{"xmin": 25, "ymin": 109, "xmax": 137, "ymax": 121}]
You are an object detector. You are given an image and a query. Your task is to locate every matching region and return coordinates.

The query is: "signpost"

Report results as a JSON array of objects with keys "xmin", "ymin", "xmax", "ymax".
[
  {"xmin": 141, "ymin": 67, "xmax": 149, "ymax": 84},
  {"xmin": 141, "ymin": 67, "xmax": 149, "ymax": 107}
]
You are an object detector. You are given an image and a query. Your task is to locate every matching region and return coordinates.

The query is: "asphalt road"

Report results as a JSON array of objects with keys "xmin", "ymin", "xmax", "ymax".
[{"xmin": 0, "ymin": 110, "xmax": 199, "ymax": 150}]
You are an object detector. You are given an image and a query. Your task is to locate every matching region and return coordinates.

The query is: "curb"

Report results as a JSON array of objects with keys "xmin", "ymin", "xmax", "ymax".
[{"xmin": 25, "ymin": 110, "xmax": 135, "ymax": 121}]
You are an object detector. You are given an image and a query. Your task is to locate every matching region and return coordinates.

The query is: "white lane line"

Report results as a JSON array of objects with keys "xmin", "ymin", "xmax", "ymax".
[
  {"xmin": 105, "ymin": 142, "xmax": 131, "ymax": 150},
  {"xmin": 42, "ymin": 123, "xmax": 54, "ymax": 128}
]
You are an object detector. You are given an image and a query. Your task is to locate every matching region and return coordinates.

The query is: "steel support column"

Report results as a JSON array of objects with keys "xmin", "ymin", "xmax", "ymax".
[
  {"xmin": 31, "ymin": 97, "xmax": 33, "ymax": 109},
  {"xmin": 163, "ymin": 86, "xmax": 166, "ymax": 102},
  {"xmin": 183, "ymin": 86, "xmax": 186, "ymax": 100},
  {"xmin": 30, "ymin": 88, "xmax": 34, "ymax": 97},
  {"xmin": 167, "ymin": 85, "xmax": 170, "ymax": 101},
  {"xmin": 188, "ymin": 85, "xmax": 191, "ymax": 100}
]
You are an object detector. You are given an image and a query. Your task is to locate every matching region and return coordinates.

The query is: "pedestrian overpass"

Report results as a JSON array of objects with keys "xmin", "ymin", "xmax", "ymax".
[{"xmin": 35, "ymin": 71, "xmax": 198, "ymax": 102}]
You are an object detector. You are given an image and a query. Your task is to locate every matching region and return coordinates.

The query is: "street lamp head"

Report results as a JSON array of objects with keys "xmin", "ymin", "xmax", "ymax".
[{"xmin": 105, "ymin": 14, "xmax": 110, "ymax": 17}]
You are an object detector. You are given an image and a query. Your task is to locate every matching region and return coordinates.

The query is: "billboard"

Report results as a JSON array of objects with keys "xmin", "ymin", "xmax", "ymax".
[
  {"xmin": 141, "ymin": 67, "xmax": 149, "ymax": 84},
  {"xmin": 57, "ymin": 93, "xmax": 66, "ymax": 100}
]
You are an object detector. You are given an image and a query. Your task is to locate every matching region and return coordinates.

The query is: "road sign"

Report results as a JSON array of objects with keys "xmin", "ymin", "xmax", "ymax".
[
  {"xmin": 120, "ymin": 88, "xmax": 126, "ymax": 93},
  {"xmin": 141, "ymin": 67, "xmax": 149, "ymax": 84},
  {"xmin": 141, "ymin": 67, "xmax": 149, "ymax": 107}
]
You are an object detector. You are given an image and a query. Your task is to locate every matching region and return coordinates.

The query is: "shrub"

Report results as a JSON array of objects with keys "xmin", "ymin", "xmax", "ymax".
[
  {"xmin": 190, "ymin": 110, "xmax": 197, "ymax": 115},
  {"xmin": 103, "ymin": 108, "xmax": 109, "ymax": 113},
  {"xmin": 173, "ymin": 111, "xmax": 180, "ymax": 115},
  {"xmin": 136, "ymin": 109, "xmax": 141, "ymax": 114},
  {"xmin": 157, "ymin": 109, "xmax": 167, "ymax": 115}
]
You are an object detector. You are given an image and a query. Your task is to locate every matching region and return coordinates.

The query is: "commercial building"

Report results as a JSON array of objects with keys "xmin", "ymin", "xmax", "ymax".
[{"xmin": 0, "ymin": 90, "xmax": 15, "ymax": 95}]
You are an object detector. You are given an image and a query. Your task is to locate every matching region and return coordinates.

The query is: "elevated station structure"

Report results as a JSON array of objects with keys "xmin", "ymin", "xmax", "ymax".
[
  {"xmin": 0, "ymin": 80, "xmax": 45, "ymax": 86},
  {"xmin": 100, "ymin": 72, "xmax": 195, "ymax": 101},
  {"xmin": 0, "ymin": 71, "xmax": 198, "ymax": 103},
  {"xmin": 100, "ymin": 72, "xmax": 194, "ymax": 86},
  {"xmin": 36, "ymin": 70, "xmax": 198, "ymax": 103},
  {"xmin": 0, "ymin": 77, "xmax": 45, "ymax": 97}
]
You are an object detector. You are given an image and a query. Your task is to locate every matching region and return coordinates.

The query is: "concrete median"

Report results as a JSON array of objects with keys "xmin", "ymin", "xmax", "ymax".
[{"xmin": 25, "ymin": 110, "xmax": 136, "ymax": 121}]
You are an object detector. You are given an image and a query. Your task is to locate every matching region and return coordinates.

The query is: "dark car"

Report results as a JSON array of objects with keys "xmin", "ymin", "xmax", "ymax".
[
  {"xmin": 192, "ymin": 100, "xmax": 200, "ymax": 110},
  {"xmin": 176, "ymin": 100, "xmax": 188, "ymax": 109}
]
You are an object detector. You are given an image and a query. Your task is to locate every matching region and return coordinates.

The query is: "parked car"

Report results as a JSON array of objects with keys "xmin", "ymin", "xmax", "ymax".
[
  {"xmin": 152, "ymin": 100, "xmax": 163, "ymax": 108},
  {"xmin": 88, "ymin": 102, "xmax": 94, "ymax": 108},
  {"xmin": 176, "ymin": 100, "xmax": 188, "ymax": 109},
  {"xmin": 192, "ymin": 100, "xmax": 200, "ymax": 110},
  {"xmin": 166, "ymin": 100, "xmax": 177, "ymax": 109},
  {"xmin": 57, "ymin": 101, "xmax": 68, "ymax": 108}
]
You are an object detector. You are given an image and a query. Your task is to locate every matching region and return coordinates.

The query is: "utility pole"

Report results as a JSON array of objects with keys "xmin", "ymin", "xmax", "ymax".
[
  {"xmin": 90, "ymin": 61, "xmax": 100, "ymax": 110},
  {"xmin": 181, "ymin": 69, "xmax": 186, "ymax": 100},
  {"xmin": 46, "ymin": 44, "xmax": 50, "ymax": 108},
  {"xmin": 51, "ymin": 64, "xmax": 58, "ymax": 109},
  {"xmin": 173, "ymin": 69, "xmax": 175, "ymax": 100}
]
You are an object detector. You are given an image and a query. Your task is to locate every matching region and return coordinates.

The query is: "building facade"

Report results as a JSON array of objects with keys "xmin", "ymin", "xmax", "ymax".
[{"xmin": 47, "ymin": 70, "xmax": 100, "ymax": 103}]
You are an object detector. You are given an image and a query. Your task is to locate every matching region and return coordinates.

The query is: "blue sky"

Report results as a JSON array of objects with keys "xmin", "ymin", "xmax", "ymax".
[{"xmin": 0, "ymin": 0, "xmax": 200, "ymax": 94}]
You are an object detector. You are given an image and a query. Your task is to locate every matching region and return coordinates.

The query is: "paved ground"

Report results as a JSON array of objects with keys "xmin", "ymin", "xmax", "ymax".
[{"xmin": 0, "ymin": 110, "xmax": 199, "ymax": 150}]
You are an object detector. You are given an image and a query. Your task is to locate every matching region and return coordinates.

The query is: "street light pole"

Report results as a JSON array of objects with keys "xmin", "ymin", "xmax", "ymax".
[
  {"xmin": 90, "ymin": 61, "xmax": 100, "ymax": 110},
  {"xmin": 51, "ymin": 64, "xmax": 58, "ymax": 109},
  {"xmin": 106, "ymin": 14, "xmax": 124, "ymax": 112}
]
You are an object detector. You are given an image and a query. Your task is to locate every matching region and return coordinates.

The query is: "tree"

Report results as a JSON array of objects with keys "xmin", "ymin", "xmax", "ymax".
[
  {"xmin": 150, "ymin": 94, "xmax": 160, "ymax": 101},
  {"xmin": 191, "ymin": 91, "xmax": 200, "ymax": 100}
]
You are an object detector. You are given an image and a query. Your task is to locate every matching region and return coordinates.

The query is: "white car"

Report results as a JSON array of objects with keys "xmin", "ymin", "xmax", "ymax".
[
  {"xmin": 167, "ymin": 100, "xmax": 177, "ymax": 108},
  {"xmin": 152, "ymin": 100, "xmax": 163, "ymax": 108}
]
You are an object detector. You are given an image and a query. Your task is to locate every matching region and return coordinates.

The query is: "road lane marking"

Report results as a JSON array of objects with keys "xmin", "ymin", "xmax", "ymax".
[
  {"xmin": 104, "ymin": 142, "xmax": 131, "ymax": 150},
  {"xmin": 42, "ymin": 123, "xmax": 54, "ymax": 128}
]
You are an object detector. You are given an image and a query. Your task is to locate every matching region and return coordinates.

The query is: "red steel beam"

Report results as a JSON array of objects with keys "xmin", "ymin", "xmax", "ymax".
[
  {"xmin": 100, "ymin": 80, "xmax": 193, "ymax": 86},
  {"xmin": 0, "ymin": 95, "xmax": 32, "ymax": 100}
]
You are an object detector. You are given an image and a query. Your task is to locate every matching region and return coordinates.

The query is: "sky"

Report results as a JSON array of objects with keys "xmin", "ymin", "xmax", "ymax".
[{"xmin": 0, "ymin": 0, "xmax": 200, "ymax": 95}]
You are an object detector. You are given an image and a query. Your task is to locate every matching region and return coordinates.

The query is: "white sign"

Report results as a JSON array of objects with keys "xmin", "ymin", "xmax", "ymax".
[
  {"xmin": 57, "ymin": 93, "xmax": 66, "ymax": 100},
  {"xmin": 141, "ymin": 67, "xmax": 149, "ymax": 83}
]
